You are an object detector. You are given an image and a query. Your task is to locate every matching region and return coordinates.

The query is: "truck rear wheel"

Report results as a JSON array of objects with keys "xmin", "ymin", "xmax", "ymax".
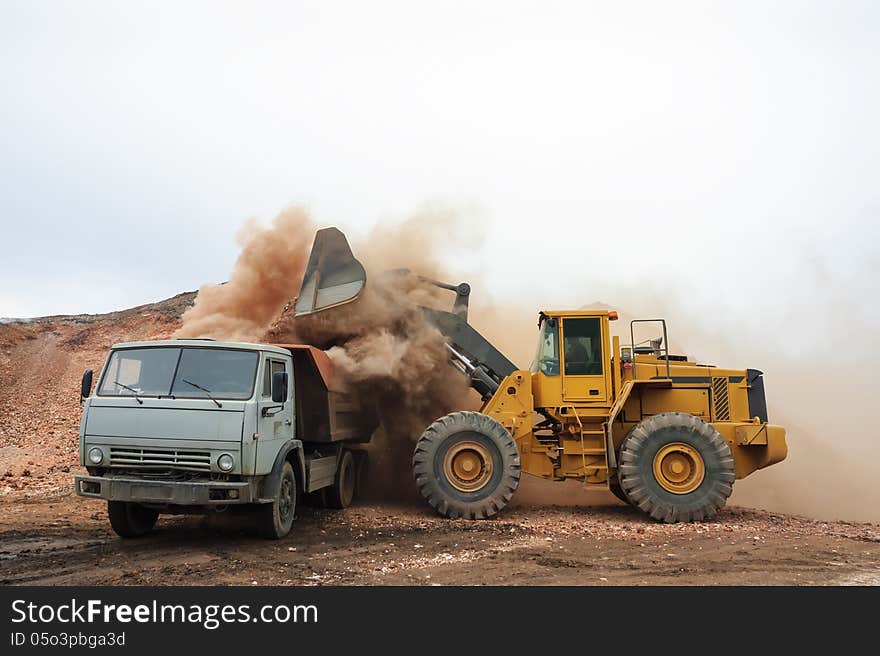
[
  {"xmin": 326, "ymin": 450, "xmax": 356, "ymax": 509},
  {"xmin": 107, "ymin": 501, "xmax": 159, "ymax": 538},
  {"xmin": 413, "ymin": 411, "xmax": 521, "ymax": 520},
  {"xmin": 257, "ymin": 461, "xmax": 297, "ymax": 539},
  {"xmin": 618, "ymin": 412, "xmax": 735, "ymax": 523}
]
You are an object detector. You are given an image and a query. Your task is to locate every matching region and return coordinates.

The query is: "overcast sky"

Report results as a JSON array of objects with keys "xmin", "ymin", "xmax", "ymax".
[{"xmin": 1, "ymin": 1, "xmax": 877, "ymax": 348}]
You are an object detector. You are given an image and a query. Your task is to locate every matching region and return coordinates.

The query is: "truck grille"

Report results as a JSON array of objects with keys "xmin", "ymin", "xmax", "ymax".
[
  {"xmin": 712, "ymin": 377, "xmax": 730, "ymax": 421},
  {"xmin": 109, "ymin": 447, "xmax": 212, "ymax": 472}
]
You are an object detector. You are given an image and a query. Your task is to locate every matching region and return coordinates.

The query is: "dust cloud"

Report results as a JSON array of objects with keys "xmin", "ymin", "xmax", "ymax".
[
  {"xmin": 282, "ymin": 212, "xmax": 477, "ymax": 499},
  {"xmin": 181, "ymin": 206, "xmax": 477, "ymax": 499},
  {"xmin": 593, "ymin": 286, "xmax": 880, "ymax": 523},
  {"xmin": 181, "ymin": 205, "xmax": 878, "ymax": 522},
  {"xmin": 175, "ymin": 207, "xmax": 316, "ymax": 341}
]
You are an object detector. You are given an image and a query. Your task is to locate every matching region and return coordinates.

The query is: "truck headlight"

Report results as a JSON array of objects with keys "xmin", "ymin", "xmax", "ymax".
[
  {"xmin": 87, "ymin": 447, "xmax": 104, "ymax": 465},
  {"xmin": 217, "ymin": 453, "xmax": 235, "ymax": 472}
]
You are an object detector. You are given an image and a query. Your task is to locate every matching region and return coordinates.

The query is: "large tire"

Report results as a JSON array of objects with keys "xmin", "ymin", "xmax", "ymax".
[
  {"xmin": 618, "ymin": 412, "xmax": 735, "ymax": 523},
  {"xmin": 412, "ymin": 411, "xmax": 521, "ymax": 520},
  {"xmin": 608, "ymin": 481, "xmax": 632, "ymax": 505},
  {"xmin": 257, "ymin": 461, "xmax": 297, "ymax": 539},
  {"xmin": 326, "ymin": 450, "xmax": 356, "ymax": 509},
  {"xmin": 107, "ymin": 501, "xmax": 159, "ymax": 538}
]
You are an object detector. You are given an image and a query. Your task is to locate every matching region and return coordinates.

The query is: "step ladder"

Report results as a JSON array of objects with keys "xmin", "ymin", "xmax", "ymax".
[{"xmin": 566, "ymin": 407, "xmax": 611, "ymax": 488}]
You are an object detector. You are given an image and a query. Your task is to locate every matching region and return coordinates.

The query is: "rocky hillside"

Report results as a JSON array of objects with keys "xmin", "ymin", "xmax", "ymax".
[{"xmin": 0, "ymin": 292, "xmax": 196, "ymax": 499}]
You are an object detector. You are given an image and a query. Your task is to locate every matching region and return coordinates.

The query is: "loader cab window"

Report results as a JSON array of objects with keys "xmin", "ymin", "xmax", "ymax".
[
  {"xmin": 531, "ymin": 317, "xmax": 560, "ymax": 376},
  {"xmin": 563, "ymin": 318, "xmax": 603, "ymax": 376}
]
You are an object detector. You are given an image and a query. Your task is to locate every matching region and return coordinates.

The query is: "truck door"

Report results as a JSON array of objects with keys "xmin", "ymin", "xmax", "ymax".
[
  {"xmin": 255, "ymin": 355, "xmax": 294, "ymax": 474},
  {"xmin": 560, "ymin": 317, "xmax": 610, "ymax": 403}
]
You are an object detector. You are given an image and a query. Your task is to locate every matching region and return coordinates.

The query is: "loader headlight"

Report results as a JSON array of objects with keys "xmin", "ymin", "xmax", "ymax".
[
  {"xmin": 217, "ymin": 453, "xmax": 235, "ymax": 472},
  {"xmin": 87, "ymin": 447, "xmax": 104, "ymax": 465}
]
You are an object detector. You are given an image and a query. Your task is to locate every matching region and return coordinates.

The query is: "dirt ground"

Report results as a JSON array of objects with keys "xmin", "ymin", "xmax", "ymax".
[
  {"xmin": 2, "ymin": 293, "xmax": 879, "ymax": 586},
  {"xmin": 1, "ymin": 493, "xmax": 878, "ymax": 586}
]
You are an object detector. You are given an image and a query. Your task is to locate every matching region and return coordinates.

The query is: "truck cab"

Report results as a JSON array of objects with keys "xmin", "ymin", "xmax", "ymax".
[{"xmin": 75, "ymin": 339, "xmax": 375, "ymax": 539}]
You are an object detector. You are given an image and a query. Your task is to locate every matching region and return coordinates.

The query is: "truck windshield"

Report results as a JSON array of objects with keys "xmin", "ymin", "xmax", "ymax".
[
  {"xmin": 97, "ymin": 347, "xmax": 259, "ymax": 400},
  {"xmin": 530, "ymin": 318, "xmax": 560, "ymax": 376}
]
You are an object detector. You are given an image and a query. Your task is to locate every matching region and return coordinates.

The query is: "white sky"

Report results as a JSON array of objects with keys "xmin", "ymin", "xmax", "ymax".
[{"xmin": 1, "ymin": 1, "xmax": 878, "ymax": 346}]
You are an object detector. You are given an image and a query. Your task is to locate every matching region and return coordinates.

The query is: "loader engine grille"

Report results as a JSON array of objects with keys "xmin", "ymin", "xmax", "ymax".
[
  {"xmin": 109, "ymin": 447, "xmax": 212, "ymax": 472},
  {"xmin": 712, "ymin": 377, "xmax": 730, "ymax": 421}
]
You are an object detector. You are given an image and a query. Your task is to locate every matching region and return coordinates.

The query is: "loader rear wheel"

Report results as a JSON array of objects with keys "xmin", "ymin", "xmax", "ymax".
[
  {"xmin": 107, "ymin": 501, "xmax": 159, "ymax": 538},
  {"xmin": 608, "ymin": 481, "xmax": 632, "ymax": 505},
  {"xmin": 618, "ymin": 412, "xmax": 735, "ymax": 523},
  {"xmin": 413, "ymin": 411, "xmax": 520, "ymax": 520}
]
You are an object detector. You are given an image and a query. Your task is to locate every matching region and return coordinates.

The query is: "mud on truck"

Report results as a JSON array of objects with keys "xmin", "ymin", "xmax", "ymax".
[{"xmin": 75, "ymin": 340, "xmax": 376, "ymax": 538}]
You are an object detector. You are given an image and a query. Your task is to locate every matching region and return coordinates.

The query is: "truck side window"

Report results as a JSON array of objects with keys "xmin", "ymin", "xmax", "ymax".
[
  {"xmin": 563, "ymin": 318, "xmax": 603, "ymax": 376},
  {"xmin": 262, "ymin": 359, "xmax": 272, "ymax": 398},
  {"xmin": 271, "ymin": 361, "xmax": 287, "ymax": 399},
  {"xmin": 263, "ymin": 359, "xmax": 288, "ymax": 399}
]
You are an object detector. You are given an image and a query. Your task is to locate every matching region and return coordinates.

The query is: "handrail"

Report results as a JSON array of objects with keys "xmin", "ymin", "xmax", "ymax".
[{"xmin": 629, "ymin": 319, "xmax": 671, "ymax": 380}]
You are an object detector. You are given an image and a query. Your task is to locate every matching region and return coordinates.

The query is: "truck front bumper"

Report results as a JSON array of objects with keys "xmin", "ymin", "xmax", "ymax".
[{"xmin": 74, "ymin": 475, "xmax": 259, "ymax": 505}]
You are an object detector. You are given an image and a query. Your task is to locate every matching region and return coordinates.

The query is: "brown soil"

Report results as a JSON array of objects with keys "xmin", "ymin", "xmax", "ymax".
[
  {"xmin": 1, "ymin": 293, "xmax": 878, "ymax": 586},
  {"xmin": 1, "ymin": 496, "xmax": 878, "ymax": 586},
  {"xmin": 0, "ymin": 292, "xmax": 194, "ymax": 501}
]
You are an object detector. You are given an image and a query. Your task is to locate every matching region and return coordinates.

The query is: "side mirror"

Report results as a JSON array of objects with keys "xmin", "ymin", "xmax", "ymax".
[
  {"xmin": 80, "ymin": 369, "xmax": 94, "ymax": 401},
  {"xmin": 272, "ymin": 371, "xmax": 288, "ymax": 403}
]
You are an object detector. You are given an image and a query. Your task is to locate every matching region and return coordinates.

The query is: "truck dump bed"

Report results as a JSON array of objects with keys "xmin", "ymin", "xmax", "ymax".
[{"xmin": 273, "ymin": 344, "xmax": 377, "ymax": 444}]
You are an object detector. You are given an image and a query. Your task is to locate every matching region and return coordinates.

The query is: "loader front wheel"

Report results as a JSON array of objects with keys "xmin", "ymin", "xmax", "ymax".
[
  {"xmin": 618, "ymin": 413, "xmax": 735, "ymax": 523},
  {"xmin": 413, "ymin": 411, "xmax": 520, "ymax": 520}
]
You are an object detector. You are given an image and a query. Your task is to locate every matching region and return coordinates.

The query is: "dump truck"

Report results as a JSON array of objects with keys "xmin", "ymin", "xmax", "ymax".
[
  {"xmin": 294, "ymin": 227, "xmax": 788, "ymax": 523},
  {"xmin": 75, "ymin": 340, "xmax": 376, "ymax": 538}
]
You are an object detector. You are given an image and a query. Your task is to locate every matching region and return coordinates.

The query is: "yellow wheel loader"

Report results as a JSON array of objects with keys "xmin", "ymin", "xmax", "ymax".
[{"xmin": 295, "ymin": 228, "xmax": 788, "ymax": 523}]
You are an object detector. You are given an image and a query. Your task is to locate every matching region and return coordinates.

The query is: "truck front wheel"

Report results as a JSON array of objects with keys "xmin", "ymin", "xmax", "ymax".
[
  {"xmin": 107, "ymin": 501, "xmax": 159, "ymax": 538},
  {"xmin": 257, "ymin": 461, "xmax": 297, "ymax": 539}
]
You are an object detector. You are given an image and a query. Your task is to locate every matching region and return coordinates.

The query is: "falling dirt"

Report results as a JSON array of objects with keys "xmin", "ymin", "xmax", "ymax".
[
  {"xmin": 175, "ymin": 207, "xmax": 315, "ymax": 342},
  {"xmin": 174, "ymin": 207, "xmax": 477, "ymax": 496}
]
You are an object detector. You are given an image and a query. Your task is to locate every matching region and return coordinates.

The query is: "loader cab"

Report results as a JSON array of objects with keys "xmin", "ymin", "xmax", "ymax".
[{"xmin": 531, "ymin": 311, "xmax": 613, "ymax": 407}]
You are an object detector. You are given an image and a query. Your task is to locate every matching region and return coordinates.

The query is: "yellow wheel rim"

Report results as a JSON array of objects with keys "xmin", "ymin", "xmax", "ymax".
[
  {"xmin": 443, "ymin": 441, "xmax": 493, "ymax": 493},
  {"xmin": 652, "ymin": 443, "xmax": 705, "ymax": 494}
]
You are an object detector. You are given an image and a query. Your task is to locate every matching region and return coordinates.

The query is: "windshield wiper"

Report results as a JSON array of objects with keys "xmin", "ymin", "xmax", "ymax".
[
  {"xmin": 114, "ymin": 381, "xmax": 144, "ymax": 405},
  {"xmin": 181, "ymin": 379, "xmax": 223, "ymax": 408}
]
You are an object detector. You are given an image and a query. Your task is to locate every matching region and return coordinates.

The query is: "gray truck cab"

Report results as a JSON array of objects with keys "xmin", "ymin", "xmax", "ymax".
[{"xmin": 76, "ymin": 339, "xmax": 374, "ymax": 539}]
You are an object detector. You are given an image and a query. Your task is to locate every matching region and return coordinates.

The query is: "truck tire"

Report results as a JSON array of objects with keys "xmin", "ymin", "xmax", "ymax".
[
  {"xmin": 107, "ymin": 501, "xmax": 159, "ymax": 538},
  {"xmin": 413, "ymin": 411, "xmax": 520, "ymax": 520},
  {"xmin": 257, "ymin": 461, "xmax": 297, "ymax": 539},
  {"xmin": 618, "ymin": 412, "xmax": 735, "ymax": 523},
  {"xmin": 326, "ymin": 450, "xmax": 356, "ymax": 509},
  {"xmin": 355, "ymin": 451, "xmax": 368, "ymax": 497}
]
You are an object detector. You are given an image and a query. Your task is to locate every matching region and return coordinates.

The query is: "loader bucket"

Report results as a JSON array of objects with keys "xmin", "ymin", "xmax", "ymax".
[{"xmin": 294, "ymin": 227, "xmax": 366, "ymax": 317}]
